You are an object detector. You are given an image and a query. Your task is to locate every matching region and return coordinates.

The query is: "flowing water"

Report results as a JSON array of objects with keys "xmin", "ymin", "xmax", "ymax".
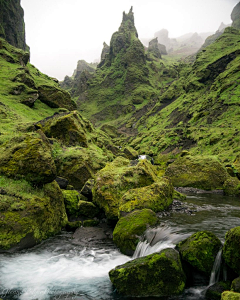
[{"xmin": 0, "ymin": 192, "xmax": 240, "ymax": 300}]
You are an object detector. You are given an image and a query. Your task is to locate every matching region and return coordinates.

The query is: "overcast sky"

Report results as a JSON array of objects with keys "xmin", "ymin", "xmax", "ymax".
[{"xmin": 21, "ymin": 0, "xmax": 239, "ymax": 80}]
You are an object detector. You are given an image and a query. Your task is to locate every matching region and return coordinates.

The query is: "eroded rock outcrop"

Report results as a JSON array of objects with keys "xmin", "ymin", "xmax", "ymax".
[
  {"xmin": 232, "ymin": 2, "xmax": 240, "ymax": 30},
  {"xmin": 0, "ymin": 0, "xmax": 28, "ymax": 50}
]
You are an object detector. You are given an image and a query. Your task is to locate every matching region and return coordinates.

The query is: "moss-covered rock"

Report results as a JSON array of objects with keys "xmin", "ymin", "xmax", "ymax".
[
  {"xmin": 109, "ymin": 248, "xmax": 186, "ymax": 297},
  {"xmin": 92, "ymin": 157, "xmax": 158, "ymax": 220},
  {"xmin": 221, "ymin": 291, "xmax": 240, "ymax": 300},
  {"xmin": 206, "ymin": 281, "xmax": 231, "ymax": 300},
  {"xmin": 38, "ymin": 85, "xmax": 76, "ymax": 111},
  {"xmin": 0, "ymin": 178, "xmax": 67, "ymax": 251},
  {"xmin": 173, "ymin": 190, "xmax": 187, "ymax": 200},
  {"xmin": 223, "ymin": 227, "xmax": 240, "ymax": 275},
  {"xmin": 78, "ymin": 201, "xmax": 99, "ymax": 218},
  {"xmin": 177, "ymin": 231, "xmax": 222, "ymax": 275},
  {"xmin": 112, "ymin": 209, "xmax": 158, "ymax": 255},
  {"xmin": 83, "ymin": 219, "xmax": 99, "ymax": 227},
  {"xmin": 0, "ymin": 132, "xmax": 56, "ymax": 184},
  {"xmin": 55, "ymin": 146, "xmax": 109, "ymax": 190},
  {"xmin": 223, "ymin": 177, "xmax": 240, "ymax": 196},
  {"xmin": 165, "ymin": 155, "xmax": 229, "ymax": 190},
  {"xmin": 123, "ymin": 146, "xmax": 138, "ymax": 160},
  {"xmin": 62, "ymin": 190, "xmax": 81, "ymax": 217},
  {"xmin": 65, "ymin": 221, "xmax": 82, "ymax": 232},
  {"xmin": 36, "ymin": 111, "xmax": 92, "ymax": 147},
  {"xmin": 232, "ymin": 277, "xmax": 240, "ymax": 293},
  {"xmin": 119, "ymin": 177, "xmax": 173, "ymax": 215}
]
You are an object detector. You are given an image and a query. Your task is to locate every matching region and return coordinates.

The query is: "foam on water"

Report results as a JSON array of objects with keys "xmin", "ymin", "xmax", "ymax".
[{"xmin": 0, "ymin": 245, "xmax": 130, "ymax": 300}]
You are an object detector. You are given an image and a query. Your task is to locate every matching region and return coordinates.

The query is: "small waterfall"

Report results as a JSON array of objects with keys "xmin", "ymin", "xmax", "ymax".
[
  {"xmin": 133, "ymin": 226, "xmax": 190, "ymax": 258},
  {"xmin": 209, "ymin": 248, "xmax": 223, "ymax": 286}
]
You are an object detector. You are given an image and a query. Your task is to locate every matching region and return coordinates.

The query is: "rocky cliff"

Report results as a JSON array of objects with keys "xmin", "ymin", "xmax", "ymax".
[{"xmin": 0, "ymin": 0, "xmax": 28, "ymax": 50}]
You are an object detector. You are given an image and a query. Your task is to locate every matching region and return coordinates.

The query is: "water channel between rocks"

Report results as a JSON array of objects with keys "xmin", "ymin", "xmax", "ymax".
[{"xmin": 0, "ymin": 192, "xmax": 240, "ymax": 300}]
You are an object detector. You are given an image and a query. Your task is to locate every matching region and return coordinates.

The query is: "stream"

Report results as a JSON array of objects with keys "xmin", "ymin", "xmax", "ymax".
[{"xmin": 0, "ymin": 192, "xmax": 240, "ymax": 300}]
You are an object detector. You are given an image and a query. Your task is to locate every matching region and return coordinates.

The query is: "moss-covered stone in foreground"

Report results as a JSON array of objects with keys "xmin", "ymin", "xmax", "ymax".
[
  {"xmin": 0, "ymin": 179, "xmax": 67, "ymax": 251},
  {"xmin": 221, "ymin": 291, "xmax": 240, "ymax": 300},
  {"xmin": 177, "ymin": 231, "xmax": 222, "ymax": 275},
  {"xmin": 223, "ymin": 226, "xmax": 240, "ymax": 275},
  {"xmin": 113, "ymin": 209, "xmax": 158, "ymax": 255},
  {"xmin": 109, "ymin": 248, "xmax": 186, "ymax": 297}
]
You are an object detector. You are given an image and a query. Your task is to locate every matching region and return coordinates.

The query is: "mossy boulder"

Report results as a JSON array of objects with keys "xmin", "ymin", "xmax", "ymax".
[
  {"xmin": 78, "ymin": 201, "xmax": 99, "ymax": 218},
  {"xmin": 92, "ymin": 157, "xmax": 158, "ymax": 220},
  {"xmin": 177, "ymin": 231, "xmax": 222, "ymax": 275},
  {"xmin": 221, "ymin": 291, "xmax": 240, "ymax": 300},
  {"xmin": 119, "ymin": 178, "xmax": 174, "ymax": 215},
  {"xmin": 0, "ymin": 178, "xmax": 67, "ymax": 251},
  {"xmin": 55, "ymin": 146, "xmax": 109, "ymax": 190},
  {"xmin": 83, "ymin": 219, "xmax": 99, "ymax": 227},
  {"xmin": 223, "ymin": 178, "xmax": 240, "ymax": 196},
  {"xmin": 112, "ymin": 209, "xmax": 158, "ymax": 255},
  {"xmin": 38, "ymin": 84, "xmax": 76, "ymax": 111},
  {"xmin": 206, "ymin": 281, "xmax": 231, "ymax": 300},
  {"xmin": 165, "ymin": 155, "xmax": 229, "ymax": 190},
  {"xmin": 0, "ymin": 132, "xmax": 56, "ymax": 184},
  {"xmin": 232, "ymin": 277, "xmax": 240, "ymax": 293},
  {"xmin": 36, "ymin": 111, "xmax": 92, "ymax": 147},
  {"xmin": 223, "ymin": 227, "xmax": 240, "ymax": 275},
  {"xmin": 123, "ymin": 146, "xmax": 138, "ymax": 160},
  {"xmin": 62, "ymin": 190, "xmax": 81, "ymax": 217},
  {"xmin": 173, "ymin": 190, "xmax": 187, "ymax": 201},
  {"xmin": 65, "ymin": 221, "xmax": 82, "ymax": 232},
  {"xmin": 109, "ymin": 248, "xmax": 186, "ymax": 297}
]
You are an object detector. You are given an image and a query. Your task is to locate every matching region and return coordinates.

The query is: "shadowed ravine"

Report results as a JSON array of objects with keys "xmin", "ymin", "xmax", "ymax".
[{"xmin": 0, "ymin": 193, "xmax": 240, "ymax": 300}]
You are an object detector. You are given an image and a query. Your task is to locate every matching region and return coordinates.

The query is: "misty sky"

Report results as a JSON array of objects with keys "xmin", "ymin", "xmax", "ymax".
[{"xmin": 21, "ymin": 0, "xmax": 239, "ymax": 80}]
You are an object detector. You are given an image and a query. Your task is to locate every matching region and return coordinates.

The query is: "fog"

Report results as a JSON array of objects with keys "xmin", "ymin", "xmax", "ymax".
[{"xmin": 21, "ymin": 0, "xmax": 239, "ymax": 80}]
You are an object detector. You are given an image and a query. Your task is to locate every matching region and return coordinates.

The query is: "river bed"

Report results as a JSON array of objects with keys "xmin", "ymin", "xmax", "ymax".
[{"xmin": 0, "ymin": 193, "xmax": 240, "ymax": 300}]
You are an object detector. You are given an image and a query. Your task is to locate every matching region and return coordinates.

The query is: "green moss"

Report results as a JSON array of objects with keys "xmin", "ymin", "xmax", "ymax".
[
  {"xmin": 0, "ymin": 179, "xmax": 67, "ymax": 250},
  {"xmin": 62, "ymin": 190, "xmax": 81, "ymax": 217},
  {"xmin": 92, "ymin": 157, "xmax": 158, "ymax": 220},
  {"xmin": 78, "ymin": 200, "xmax": 99, "ymax": 218},
  {"xmin": 0, "ymin": 132, "xmax": 56, "ymax": 184},
  {"xmin": 165, "ymin": 155, "xmax": 230, "ymax": 190},
  {"xmin": 223, "ymin": 226, "xmax": 240, "ymax": 275},
  {"xmin": 119, "ymin": 177, "xmax": 173, "ymax": 214},
  {"xmin": 231, "ymin": 277, "xmax": 240, "ymax": 293},
  {"xmin": 109, "ymin": 248, "xmax": 186, "ymax": 297},
  {"xmin": 177, "ymin": 231, "xmax": 222, "ymax": 275},
  {"xmin": 83, "ymin": 219, "xmax": 99, "ymax": 227},
  {"xmin": 113, "ymin": 209, "xmax": 158, "ymax": 255},
  {"xmin": 221, "ymin": 291, "xmax": 240, "ymax": 300}
]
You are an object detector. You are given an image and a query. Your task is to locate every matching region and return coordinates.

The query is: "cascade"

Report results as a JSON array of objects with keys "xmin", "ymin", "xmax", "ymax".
[
  {"xmin": 133, "ymin": 226, "xmax": 190, "ymax": 258},
  {"xmin": 209, "ymin": 248, "xmax": 223, "ymax": 286}
]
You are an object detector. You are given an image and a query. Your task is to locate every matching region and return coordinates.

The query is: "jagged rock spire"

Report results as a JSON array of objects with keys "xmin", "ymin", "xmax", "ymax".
[{"xmin": 119, "ymin": 7, "xmax": 138, "ymax": 37}]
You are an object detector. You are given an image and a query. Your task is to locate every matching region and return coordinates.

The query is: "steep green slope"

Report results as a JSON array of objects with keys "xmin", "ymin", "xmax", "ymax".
[
  {"xmin": 72, "ymin": 7, "xmax": 178, "ymax": 128},
  {"xmin": 129, "ymin": 27, "xmax": 240, "ymax": 163}
]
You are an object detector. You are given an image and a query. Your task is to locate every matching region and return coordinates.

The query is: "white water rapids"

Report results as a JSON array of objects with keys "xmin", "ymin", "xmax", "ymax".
[{"xmin": 0, "ymin": 192, "xmax": 240, "ymax": 300}]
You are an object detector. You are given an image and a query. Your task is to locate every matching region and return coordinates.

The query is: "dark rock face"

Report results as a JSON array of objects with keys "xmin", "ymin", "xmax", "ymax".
[
  {"xmin": 0, "ymin": 0, "xmax": 28, "ymax": 50},
  {"xmin": 231, "ymin": 2, "xmax": 240, "ymax": 30},
  {"xmin": 148, "ymin": 38, "xmax": 162, "ymax": 58},
  {"xmin": 100, "ymin": 42, "xmax": 110, "ymax": 62}
]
